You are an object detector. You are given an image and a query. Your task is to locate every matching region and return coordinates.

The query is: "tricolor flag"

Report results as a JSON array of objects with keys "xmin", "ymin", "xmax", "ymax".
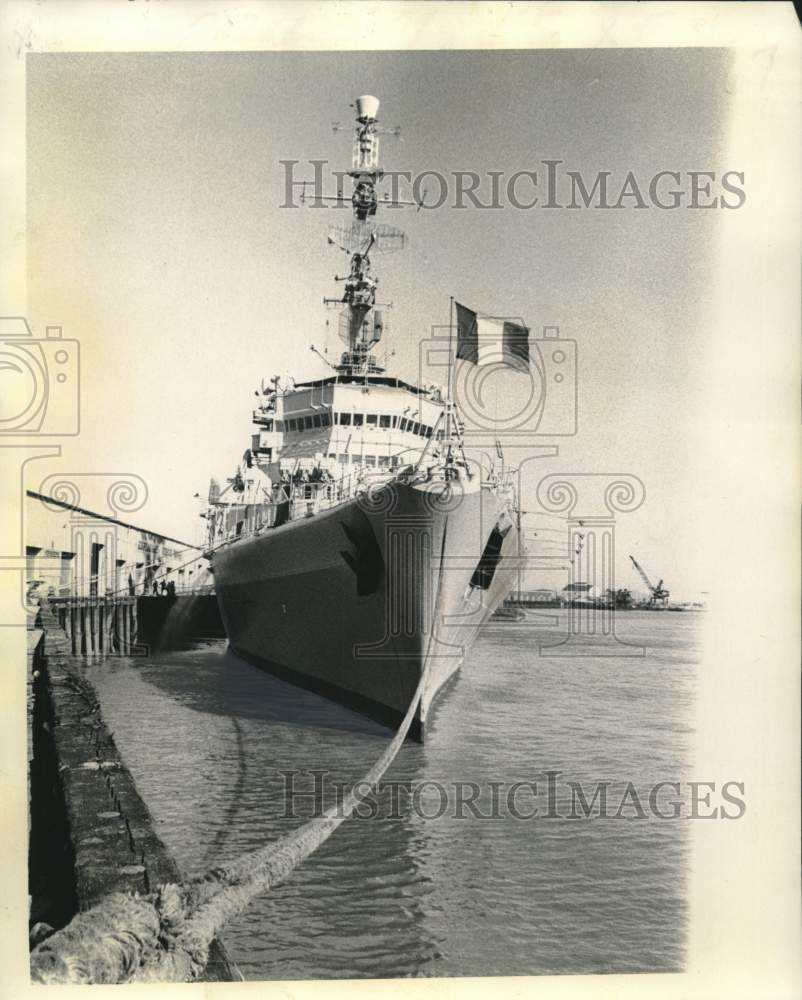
[{"xmin": 455, "ymin": 302, "xmax": 529, "ymax": 371}]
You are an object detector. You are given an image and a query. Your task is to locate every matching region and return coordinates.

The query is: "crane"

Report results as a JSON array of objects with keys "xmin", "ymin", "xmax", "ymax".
[{"xmin": 629, "ymin": 555, "xmax": 670, "ymax": 608}]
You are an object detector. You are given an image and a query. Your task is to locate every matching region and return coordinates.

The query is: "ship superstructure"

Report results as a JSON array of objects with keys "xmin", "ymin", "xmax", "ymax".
[{"xmin": 206, "ymin": 96, "xmax": 522, "ymax": 739}]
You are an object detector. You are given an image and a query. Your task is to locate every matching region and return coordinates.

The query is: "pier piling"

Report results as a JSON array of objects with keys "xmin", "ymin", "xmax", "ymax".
[
  {"xmin": 80, "ymin": 603, "xmax": 88, "ymax": 656},
  {"xmin": 98, "ymin": 603, "xmax": 106, "ymax": 657},
  {"xmin": 46, "ymin": 594, "xmax": 219, "ymax": 660}
]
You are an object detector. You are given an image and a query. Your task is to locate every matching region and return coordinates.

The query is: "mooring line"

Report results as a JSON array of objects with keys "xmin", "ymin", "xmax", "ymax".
[
  {"xmin": 30, "ymin": 525, "xmax": 447, "ymax": 984},
  {"xmin": 30, "ymin": 646, "xmax": 429, "ymax": 984},
  {"xmin": 201, "ymin": 716, "xmax": 248, "ymax": 868}
]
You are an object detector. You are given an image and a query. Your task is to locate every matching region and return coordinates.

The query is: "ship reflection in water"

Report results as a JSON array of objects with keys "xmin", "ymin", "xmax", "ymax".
[{"xmin": 85, "ymin": 609, "xmax": 698, "ymax": 979}]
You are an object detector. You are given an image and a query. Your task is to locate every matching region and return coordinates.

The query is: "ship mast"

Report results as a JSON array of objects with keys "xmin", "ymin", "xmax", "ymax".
[{"xmin": 321, "ymin": 96, "xmax": 409, "ymax": 378}]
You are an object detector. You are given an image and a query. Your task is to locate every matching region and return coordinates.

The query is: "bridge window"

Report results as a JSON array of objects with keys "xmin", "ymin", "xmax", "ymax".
[
  {"xmin": 364, "ymin": 455, "xmax": 376, "ymax": 466},
  {"xmin": 380, "ymin": 414, "xmax": 391, "ymax": 428},
  {"xmin": 321, "ymin": 412, "xmax": 332, "ymax": 426},
  {"xmin": 400, "ymin": 418, "xmax": 408, "ymax": 431},
  {"xmin": 338, "ymin": 455, "xmax": 348, "ymax": 465},
  {"xmin": 338, "ymin": 412, "xmax": 351, "ymax": 425},
  {"xmin": 423, "ymin": 425, "xmax": 433, "ymax": 438},
  {"xmin": 287, "ymin": 418, "xmax": 297, "ymax": 431},
  {"xmin": 366, "ymin": 414, "xmax": 378, "ymax": 426},
  {"xmin": 391, "ymin": 415, "xmax": 399, "ymax": 428},
  {"xmin": 303, "ymin": 415, "xmax": 313, "ymax": 429},
  {"xmin": 412, "ymin": 422, "xmax": 421, "ymax": 435},
  {"xmin": 313, "ymin": 414, "xmax": 322, "ymax": 428},
  {"xmin": 353, "ymin": 414, "xmax": 364, "ymax": 427},
  {"xmin": 378, "ymin": 455, "xmax": 390, "ymax": 468}
]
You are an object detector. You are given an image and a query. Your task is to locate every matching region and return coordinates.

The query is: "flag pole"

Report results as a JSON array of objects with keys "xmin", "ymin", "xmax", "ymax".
[{"xmin": 446, "ymin": 296, "xmax": 455, "ymax": 457}]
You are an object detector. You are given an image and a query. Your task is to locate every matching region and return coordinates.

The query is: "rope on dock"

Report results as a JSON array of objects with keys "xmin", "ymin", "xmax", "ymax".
[{"xmin": 30, "ymin": 531, "xmax": 446, "ymax": 983}]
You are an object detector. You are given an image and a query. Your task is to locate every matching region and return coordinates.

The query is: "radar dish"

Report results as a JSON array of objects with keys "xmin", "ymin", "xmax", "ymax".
[
  {"xmin": 339, "ymin": 304, "xmax": 383, "ymax": 349},
  {"xmin": 327, "ymin": 221, "xmax": 407, "ymax": 256}
]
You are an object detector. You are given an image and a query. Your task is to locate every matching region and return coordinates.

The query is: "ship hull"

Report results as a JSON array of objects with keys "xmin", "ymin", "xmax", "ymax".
[{"xmin": 213, "ymin": 479, "xmax": 520, "ymax": 740}]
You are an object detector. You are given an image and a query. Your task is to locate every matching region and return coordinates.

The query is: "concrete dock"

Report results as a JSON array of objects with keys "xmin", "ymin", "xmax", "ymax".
[{"xmin": 27, "ymin": 598, "xmax": 239, "ymax": 981}]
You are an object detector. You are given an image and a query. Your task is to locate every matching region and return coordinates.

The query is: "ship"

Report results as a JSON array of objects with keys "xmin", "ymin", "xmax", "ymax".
[{"xmin": 205, "ymin": 95, "xmax": 524, "ymax": 740}]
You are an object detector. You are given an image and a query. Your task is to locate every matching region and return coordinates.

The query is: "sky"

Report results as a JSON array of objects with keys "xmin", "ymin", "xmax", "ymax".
[{"xmin": 26, "ymin": 48, "xmax": 733, "ymax": 600}]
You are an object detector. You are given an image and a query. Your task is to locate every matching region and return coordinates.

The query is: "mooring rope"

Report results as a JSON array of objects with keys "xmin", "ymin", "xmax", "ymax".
[{"xmin": 30, "ymin": 526, "xmax": 447, "ymax": 984}]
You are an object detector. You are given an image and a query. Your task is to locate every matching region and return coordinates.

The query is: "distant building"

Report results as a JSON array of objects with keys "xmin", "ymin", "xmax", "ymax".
[
  {"xmin": 506, "ymin": 589, "xmax": 560, "ymax": 606},
  {"xmin": 561, "ymin": 582, "xmax": 603, "ymax": 605},
  {"xmin": 25, "ymin": 490, "xmax": 209, "ymax": 598}
]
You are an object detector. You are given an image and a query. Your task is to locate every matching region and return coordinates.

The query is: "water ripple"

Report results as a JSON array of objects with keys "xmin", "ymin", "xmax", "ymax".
[{"xmin": 85, "ymin": 610, "xmax": 698, "ymax": 979}]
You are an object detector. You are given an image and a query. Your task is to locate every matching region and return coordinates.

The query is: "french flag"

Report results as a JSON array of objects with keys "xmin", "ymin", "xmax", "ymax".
[{"xmin": 455, "ymin": 302, "xmax": 530, "ymax": 371}]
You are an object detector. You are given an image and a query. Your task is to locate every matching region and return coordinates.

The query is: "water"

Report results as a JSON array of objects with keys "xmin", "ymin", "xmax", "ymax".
[{"xmin": 84, "ymin": 609, "xmax": 699, "ymax": 979}]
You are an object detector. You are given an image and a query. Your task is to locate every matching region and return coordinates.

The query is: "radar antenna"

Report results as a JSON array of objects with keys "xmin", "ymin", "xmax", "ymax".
[
  {"xmin": 327, "ymin": 221, "xmax": 407, "ymax": 256},
  {"xmin": 304, "ymin": 95, "xmax": 417, "ymax": 376}
]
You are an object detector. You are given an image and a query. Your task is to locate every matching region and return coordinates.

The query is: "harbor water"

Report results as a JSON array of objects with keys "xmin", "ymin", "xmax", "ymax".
[{"xmin": 84, "ymin": 609, "xmax": 699, "ymax": 979}]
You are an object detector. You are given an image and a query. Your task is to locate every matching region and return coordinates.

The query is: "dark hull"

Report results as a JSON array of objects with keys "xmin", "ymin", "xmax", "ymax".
[{"xmin": 213, "ymin": 480, "xmax": 520, "ymax": 740}]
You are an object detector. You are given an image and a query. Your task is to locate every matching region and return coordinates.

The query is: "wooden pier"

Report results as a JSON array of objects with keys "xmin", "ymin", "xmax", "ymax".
[
  {"xmin": 48, "ymin": 596, "xmax": 140, "ymax": 658},
  {"xmin": 45, "ymin": 592, "xmax": 224, "ymax": 656}
]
